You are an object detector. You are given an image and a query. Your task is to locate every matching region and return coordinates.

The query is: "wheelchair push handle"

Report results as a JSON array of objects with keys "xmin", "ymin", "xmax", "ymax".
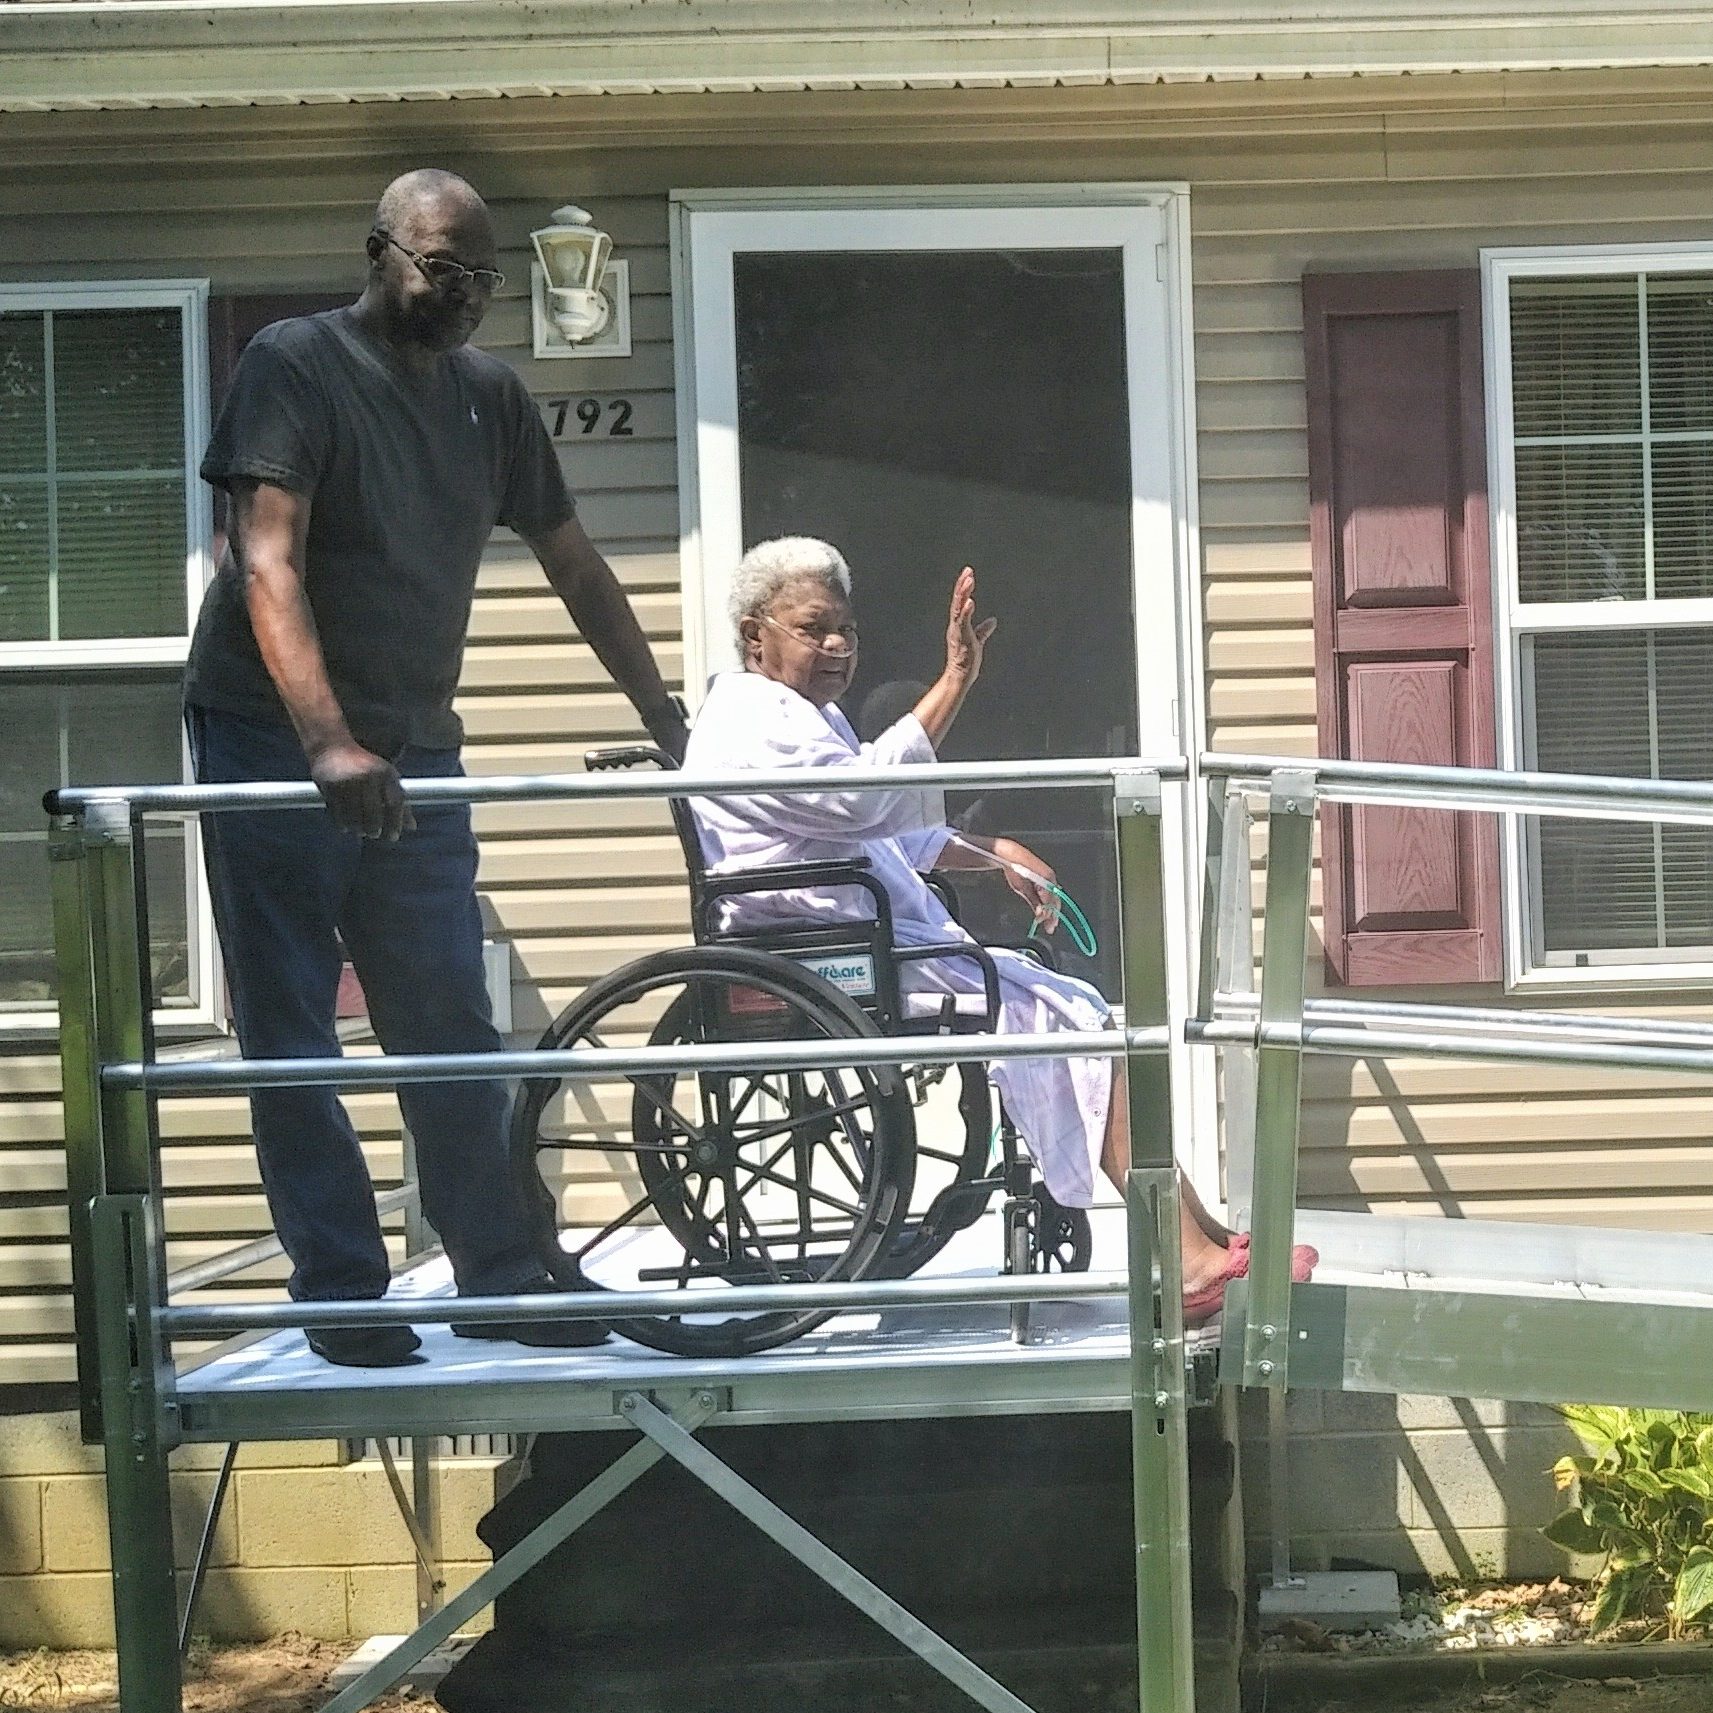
[{"xmin": 585, "ymin": 744, "xmax": 677, "ymax": 773}]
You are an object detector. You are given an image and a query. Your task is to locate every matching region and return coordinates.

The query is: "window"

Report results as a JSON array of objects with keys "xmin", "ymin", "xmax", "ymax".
[
  {"xmin": 1488, "ymin": 248, "xmax": 1713, "ymax": 985},
  {"xmin": 0, "ymin": 283, "xmax": 213, "ymax": 1027}
]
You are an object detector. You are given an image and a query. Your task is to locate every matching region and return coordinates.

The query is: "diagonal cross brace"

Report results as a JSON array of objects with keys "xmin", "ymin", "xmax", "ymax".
[
  {"xmin": 318, "ymin": 1394, "xmax": 715, "ymax": 1713},
  {"xmin": 621, "ymin": 1391, "xmax": 1038, "ymax": 1713}
]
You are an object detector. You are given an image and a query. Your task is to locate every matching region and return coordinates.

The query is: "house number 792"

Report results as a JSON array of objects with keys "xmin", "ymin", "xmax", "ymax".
[{"xmin": 548, "ymin": 397, "xmax": 634, "ymax": 437}]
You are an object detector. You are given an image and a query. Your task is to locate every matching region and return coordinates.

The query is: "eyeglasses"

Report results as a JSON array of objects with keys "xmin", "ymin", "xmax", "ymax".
[
  {"xmin": 761, "ymin": 614, "xmax": 860, "ymax": 658},
  {"xmin": 379, "ymin": 231, "xmax": 505, "ymax": 294}
]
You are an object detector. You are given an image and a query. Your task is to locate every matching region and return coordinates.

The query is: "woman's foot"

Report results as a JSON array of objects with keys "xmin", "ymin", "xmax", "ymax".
[{"xmin": 1181, "ymin": 1241, "xmax": 1319, "ymax": 1328}]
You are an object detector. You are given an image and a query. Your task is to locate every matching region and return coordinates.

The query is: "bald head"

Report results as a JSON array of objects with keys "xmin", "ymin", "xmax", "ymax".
[
  {"xmin": 361, "ymin": 169, "xmax": 500, "ymax": 357},
  {"xmin": 373, "ymin": 168, "xmax": 487, "ymax": 242}
]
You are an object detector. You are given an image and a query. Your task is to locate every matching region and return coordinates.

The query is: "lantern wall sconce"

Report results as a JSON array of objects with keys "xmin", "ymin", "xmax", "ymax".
[{"xmin": 530, "ymin": 204, "xmax": 631, "ymax": 360}]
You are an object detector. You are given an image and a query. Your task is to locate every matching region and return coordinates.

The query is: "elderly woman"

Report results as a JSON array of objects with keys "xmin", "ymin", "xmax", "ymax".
[{"xmin": 685, "ymin": 536, "xmax": 1312, "ymax": 1321}]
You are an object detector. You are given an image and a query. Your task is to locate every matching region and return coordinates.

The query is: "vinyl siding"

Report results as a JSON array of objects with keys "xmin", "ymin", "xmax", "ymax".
[{"xmin": 3, "ymin": 66, "xmax": 1713, "ymax": 1382}]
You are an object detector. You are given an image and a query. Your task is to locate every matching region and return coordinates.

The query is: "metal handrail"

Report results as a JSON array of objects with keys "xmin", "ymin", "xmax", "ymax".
[
  {"xmin": 58, "ymin": 748, "xmax": 1197, "ymax": 1713},
  {"xmin": 1204, "ymin": 749, "xmax": 1713, "ymax": 826},
  {"xmin": 47, "ymin": 754, "xmax": 1187, "ymax": 819},
  {"xmin": 1200, "ymin": 751, "xmax": 1713, "ymax": 1397},
  {"xmin": 1217, "ymin": 991, "xmax": 1713, "ymax": 1049},
  {"xmin": 1192, "ymin": 1017, "xmax": 1713, "ymax": 1077},
  {"xmin": 109, "ymin": 1025, "xmax": 1170, "ymax": 1095},
  {"xmin": 161, "ymin": 1267, "xmax": 1131, "ymax": 1338}
]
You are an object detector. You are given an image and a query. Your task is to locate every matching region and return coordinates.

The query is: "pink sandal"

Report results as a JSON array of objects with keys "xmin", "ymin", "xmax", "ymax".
[{"xmin": 1181, "ymin": 1238, "xmax": 1318, "ymax": 1328}]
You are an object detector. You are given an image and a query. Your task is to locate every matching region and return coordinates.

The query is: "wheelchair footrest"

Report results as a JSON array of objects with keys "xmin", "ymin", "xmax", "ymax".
[{"xmin": 910, "ymin": 1178, "xmax": 997, "ymax": 1241}]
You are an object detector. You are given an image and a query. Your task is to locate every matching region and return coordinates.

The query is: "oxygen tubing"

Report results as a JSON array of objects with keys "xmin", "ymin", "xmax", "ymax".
[{"xmin": 944, "ymin": 832, "xmax": 1099, "ymax": 959}]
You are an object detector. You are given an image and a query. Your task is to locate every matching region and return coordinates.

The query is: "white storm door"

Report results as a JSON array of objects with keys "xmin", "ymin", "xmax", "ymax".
[{"xmin": 674, "ymin": 191, "xmax": 1212, "ymax": 1194}]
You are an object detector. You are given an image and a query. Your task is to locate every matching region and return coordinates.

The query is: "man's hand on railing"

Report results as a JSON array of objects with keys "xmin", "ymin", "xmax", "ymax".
[{"xmin": 308, "ymin": 738, "xmax": 416, "ymax": 840}]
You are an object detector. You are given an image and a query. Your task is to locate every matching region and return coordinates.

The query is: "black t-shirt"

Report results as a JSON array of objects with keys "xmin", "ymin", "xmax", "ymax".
[{"xmin": 185, "ymin": 307, "xmax": 575, "ymax": 754}]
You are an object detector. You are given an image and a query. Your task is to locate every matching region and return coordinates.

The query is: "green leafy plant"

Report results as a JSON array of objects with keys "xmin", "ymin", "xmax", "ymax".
[{"xmin": 1543, "ymin": 1404, "xmax": 1713, "ymax": 1638}]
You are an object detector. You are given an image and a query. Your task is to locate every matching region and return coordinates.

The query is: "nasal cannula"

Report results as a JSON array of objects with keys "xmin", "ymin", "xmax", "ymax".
[{"xmin": 943, "ymin": 832, "xmax": 1099, "ymax": 958}]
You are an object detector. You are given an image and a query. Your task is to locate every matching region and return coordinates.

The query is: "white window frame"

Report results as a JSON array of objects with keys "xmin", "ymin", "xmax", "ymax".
[
  {"xmin": 0, "ymin": 279, "xmax": 220, "ymax": 1034},
  {"xmin": 1484, "ymin": 241, "xmax": 1713, "ymax": 993}
]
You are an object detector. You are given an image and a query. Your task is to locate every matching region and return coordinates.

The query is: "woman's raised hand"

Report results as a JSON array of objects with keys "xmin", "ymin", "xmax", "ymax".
[
  {"xmin": 913, "ymin": 566, "xmax": 998, "ymax": 748},
  {"xmin": 944, "ymin": 566, "xmax": 998, "ymax": 686}
]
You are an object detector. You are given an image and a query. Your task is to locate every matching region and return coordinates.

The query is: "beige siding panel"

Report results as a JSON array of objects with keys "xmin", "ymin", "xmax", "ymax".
[
  {"xmin": 485, "ymin": 885, "xmax": 690, "ymax": 937},
  {"xmin": 2, "ymin": 1093, "xmax": 397, "ymax": 1147},
  {"xmin": 457, "ymin": 689, "xmax": 682, "ymax": 743},
  {"xmin": 1198, "ymin": 431, "xmax": 1310, "ymax": 484},
  {"xmin": 468, "ymin": 590, "xmax": 683, "ymax": 643},
  {"xmin": 461, "ymin": 642, "xmax": 684, "ymax": 695},
  {"xmin": 0, "ymin": 1056, "xmax": 61, "ymax": 1098},
  {"xmin": 478, "ymin": 835, "xmax": 684, "ymax": 887},
  {"xmin": 477, "ymin": 545, "xmax": 681, "ymax": 594},
  {"xmin": 552, "ymin": 438, "xmax": 679, "ymax": 493},
  {"xmin": 1204, "ymin": 580, "xmax": 1312, "ymax": 627}
]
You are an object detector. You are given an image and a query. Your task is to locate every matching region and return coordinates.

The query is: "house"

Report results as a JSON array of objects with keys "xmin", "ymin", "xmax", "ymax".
[{"xmin": 3, "ymin": 0, "xmax": 1712, "ymax": 1644}]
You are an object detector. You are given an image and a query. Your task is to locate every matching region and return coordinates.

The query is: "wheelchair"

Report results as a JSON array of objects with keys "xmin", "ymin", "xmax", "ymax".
[{"xmin": 509, "ymin": 744, "xmax": 1093, "ymax": 1357}]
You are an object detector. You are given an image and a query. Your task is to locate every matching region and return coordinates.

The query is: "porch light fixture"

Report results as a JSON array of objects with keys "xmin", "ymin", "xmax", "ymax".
[{"xmin": 530, "ymin": 204, "xmax": 630, "ymax": 359}]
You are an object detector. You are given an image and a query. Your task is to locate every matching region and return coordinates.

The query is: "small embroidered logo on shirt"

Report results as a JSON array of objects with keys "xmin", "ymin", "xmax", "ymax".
[{"xmin": 469, "ymin": 406, "xmax": 480, "ymax": 426}]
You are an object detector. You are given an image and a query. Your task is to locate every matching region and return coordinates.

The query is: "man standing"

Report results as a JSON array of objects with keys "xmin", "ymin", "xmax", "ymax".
[{"xmin": 185, "ymin": 168, "xmax": 687, "ymax": 1365}]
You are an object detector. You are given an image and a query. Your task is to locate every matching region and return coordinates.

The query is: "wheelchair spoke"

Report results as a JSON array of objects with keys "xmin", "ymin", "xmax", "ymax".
[
  {"xmin": 731, "ymin": 1136, "xmax": 796, "ymax": 1204},
  {"xmin": 543, "ymin": 1136, "xmax": 689, "ymax": 1155},
  {"xmin": 570, "ymin": 1161, "xmax": 693, "ymax": 1265},
  {"xmin": 629, "ymin": 1075, "xmax": 708, "ymax": 1146},
  {"xmin": 724, "ymin": 1090, "xmax": 875, "ymax": 1150},
  {"xmin": 740, "ymin": 1164, "xmax": 865, "ymax": 1220},
  {"xmin": 916, "ymin": 1144, "xmax": 969, "ymax": 1167},
  {"xmin": 731, "ymin": 1186, "xmax": 786, "ymax": 1284},
  {"xmin": 817, "ymin": 1127, "xmax": 868, "ymax": 1196},
  {"xmin": 571, "ymin": 1022, "xmax": 709, "ymax": 1145},
  {"xmin": 824, "ymin": 1075, "xmax": 879, "ymax": 1189},
  {"xmin": 718, "ymin": 1072, "xmax": 770, "ymax": 1129},
  {"xmin": 682, "ymin": 1174, "xmax": 720, "ymax": 1259}
]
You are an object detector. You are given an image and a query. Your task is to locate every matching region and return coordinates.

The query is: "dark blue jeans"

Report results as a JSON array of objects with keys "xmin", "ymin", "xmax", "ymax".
[{"xmin": 187, "ymin": 706, "xmax": 542, "ymax": 1302}]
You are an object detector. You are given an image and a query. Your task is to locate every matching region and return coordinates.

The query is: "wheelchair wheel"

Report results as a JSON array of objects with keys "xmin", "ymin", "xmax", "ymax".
[
  {"xmin": 511, "ymin": 946, "xmax": 916, "ymax": 1357},
  {"xmin": 875, "ymin": 1061, "xmax": 996, "ymax": 1277}
]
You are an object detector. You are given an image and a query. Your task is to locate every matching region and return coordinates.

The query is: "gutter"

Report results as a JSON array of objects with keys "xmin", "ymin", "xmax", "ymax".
[{"xmin": 4, "ymin": 0, "xmax": 1713, "ymax": 112}]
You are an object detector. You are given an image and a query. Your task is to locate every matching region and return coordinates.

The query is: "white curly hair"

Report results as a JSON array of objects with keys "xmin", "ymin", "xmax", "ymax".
[{"xmin": 728, "ymin": 536, "xmax": 852, "ymax": 634}]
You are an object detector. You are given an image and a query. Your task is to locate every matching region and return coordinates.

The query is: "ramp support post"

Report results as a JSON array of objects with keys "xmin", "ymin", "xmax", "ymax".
[{"xmin": 1242, "ymin": 769, "xmax": 1315, "ymax": 1390}]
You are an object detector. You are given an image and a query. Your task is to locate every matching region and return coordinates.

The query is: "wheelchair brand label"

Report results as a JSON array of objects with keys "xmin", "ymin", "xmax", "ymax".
[{"xmin": 797, "ymin": 952, "xmax": 877, "ymax": 998}]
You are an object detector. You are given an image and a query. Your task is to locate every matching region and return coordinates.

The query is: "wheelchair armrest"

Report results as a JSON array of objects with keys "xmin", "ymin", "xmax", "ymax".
[
  {"xmin": 585, "ymin": 744, "xmax": 675, "ymax": 773},
  {"xmin": 701, "ymin": 857, "xmax": 873, "ymax": 894},
  {"xmin": 893, "ymin": 940, "xmax": 1001, "ymax": 1031},
  {"xmin": 697, "ymin": 859, "xmax": 893, "ymax": 940}
]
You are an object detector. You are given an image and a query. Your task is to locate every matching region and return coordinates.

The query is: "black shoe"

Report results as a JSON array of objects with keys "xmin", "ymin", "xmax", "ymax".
[
  {"xmin": 452, "ymin": 1275, "xmax": 612, "ymax": 1348},
  {"xmin": 305, "ymin": 1323, "xmax": 423, "ymax": 1367}
]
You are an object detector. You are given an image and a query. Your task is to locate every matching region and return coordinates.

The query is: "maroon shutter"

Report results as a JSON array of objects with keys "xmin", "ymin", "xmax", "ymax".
[{"xmin": 1304, "ymin": 270, "xmax": 1501, "ymax": 986}]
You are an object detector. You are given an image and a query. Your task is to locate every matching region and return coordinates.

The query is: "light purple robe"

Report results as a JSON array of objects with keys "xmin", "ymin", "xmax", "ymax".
[{"xmin": 684, "ymin": 670, "xmax": 1112, "ymax": 1207}]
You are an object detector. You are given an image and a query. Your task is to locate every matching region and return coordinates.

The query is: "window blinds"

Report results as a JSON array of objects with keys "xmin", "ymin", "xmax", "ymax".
[
  {"xmin": 0, "ymin": 307, "xmax": 187, "ymax": 644},
  {"xmin": 1512, "ymin": 275, "xmax": 1713, "ymax": 605},
  {"xmin": 1510, "ymin": 270, "xmax": 1713, "ymax": 964}
]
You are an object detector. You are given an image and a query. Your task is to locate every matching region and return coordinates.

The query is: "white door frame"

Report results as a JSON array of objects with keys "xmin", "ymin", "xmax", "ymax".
[{"xmin": 668, "ymin": 183, "xmax": 1219, "ymax": 1206}]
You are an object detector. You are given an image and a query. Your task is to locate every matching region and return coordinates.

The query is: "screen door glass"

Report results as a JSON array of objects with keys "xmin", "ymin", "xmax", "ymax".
[{"xmin": 733, "ymin": 246, "xmax": 1137, "ymax": 987}]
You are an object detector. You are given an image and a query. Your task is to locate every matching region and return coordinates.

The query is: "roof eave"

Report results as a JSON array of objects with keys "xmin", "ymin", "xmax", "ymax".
[{"xmin": 4, "ymin": 1, "xmax": 1712, "ymax": 113}]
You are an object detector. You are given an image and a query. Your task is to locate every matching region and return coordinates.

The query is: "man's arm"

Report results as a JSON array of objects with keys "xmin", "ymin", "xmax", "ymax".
[
  {"xmin": 231, "ymin": 478, "xmax": 413, "ymax": 839},
  {"xmin": 528, "ymin": 514, "xmax": 688, "ymax": 760}
]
